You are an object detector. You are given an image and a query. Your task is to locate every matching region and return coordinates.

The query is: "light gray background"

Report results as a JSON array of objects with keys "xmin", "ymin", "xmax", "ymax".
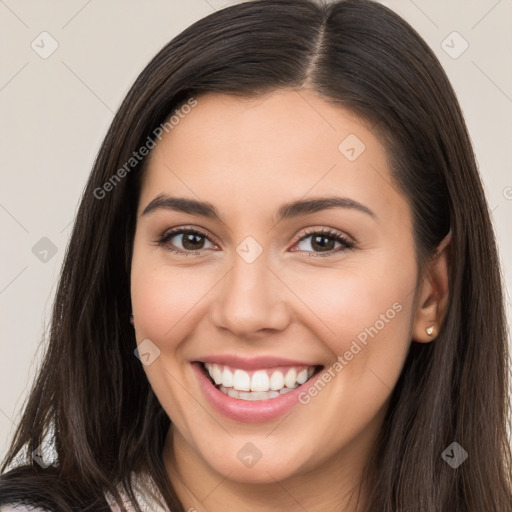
[{"xmin": 1, "ymin": 0, "xmax": 511, "ymax": 461}]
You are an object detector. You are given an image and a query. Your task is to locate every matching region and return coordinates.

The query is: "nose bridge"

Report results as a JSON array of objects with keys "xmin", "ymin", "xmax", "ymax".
[{"xmin": 211, "ymin": 246, "xmax": 290, "ymax": 336}]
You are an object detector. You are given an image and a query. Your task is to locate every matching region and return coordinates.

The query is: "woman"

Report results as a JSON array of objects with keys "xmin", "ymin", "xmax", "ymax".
[{"xmin": 1, "ymin": 0, "xmax": 511, "ymax": 510}]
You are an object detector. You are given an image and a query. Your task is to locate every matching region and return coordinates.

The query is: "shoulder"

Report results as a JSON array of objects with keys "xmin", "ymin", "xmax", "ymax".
[
  {"xmin": 0, "ymin": 470, "xmax": 170, "ymax": 512},
  {"xmin": 105, "ymin": 471, "xmax": 171, "ymax": 512},
  {"xmin": 0, "ymin": 506, "xmax": 50, "ymax": 512}
]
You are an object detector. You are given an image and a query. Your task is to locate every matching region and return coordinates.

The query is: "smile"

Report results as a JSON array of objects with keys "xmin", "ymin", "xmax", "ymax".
[
  {"xmin": 192, "ymin": 355, "xmax": 325, "ymax": 422},
  {"xmin": 202, "ymin": 363, "xmax": 319, "ymax": 401}
]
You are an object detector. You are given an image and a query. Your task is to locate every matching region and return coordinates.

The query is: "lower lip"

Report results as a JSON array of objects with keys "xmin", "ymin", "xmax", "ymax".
[{"xmin": 192, "ymin": 362, "xmax": 320, "ymax": 423}]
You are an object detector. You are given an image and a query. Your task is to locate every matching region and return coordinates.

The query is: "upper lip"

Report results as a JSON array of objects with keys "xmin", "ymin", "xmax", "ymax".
[{"xmin": 196, "ymin": 355, "xmax": 322, "ymax": 371}]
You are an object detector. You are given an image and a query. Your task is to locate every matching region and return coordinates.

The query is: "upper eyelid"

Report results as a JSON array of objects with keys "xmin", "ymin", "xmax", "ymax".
[
  {"xmin": 160, "ymin": 226, "xmax": 219, "ymax": 246},
  {"xmin": 295, "ymin": 228, "xmax": 355, "ymax": 249},
  {"xmin": 159, "ymin": 225, "xmax": 354, "ymax": 251}
]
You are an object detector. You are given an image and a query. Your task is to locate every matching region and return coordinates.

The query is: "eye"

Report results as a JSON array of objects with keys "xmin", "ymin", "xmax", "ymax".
[
  {"xmin": 155, "ymin": 226, "xmax": 355, "ymax": 257},
  {"xmin": 291, "ymin": 228, "xmax": 355, "ymax": 256},
  {"xmin": 156, "ymin": 227, "xmax": 217, "ymax": 255}
]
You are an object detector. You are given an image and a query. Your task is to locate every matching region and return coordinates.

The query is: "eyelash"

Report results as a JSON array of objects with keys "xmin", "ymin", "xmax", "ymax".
[{"xmin": 155, "ymin": 226, "xmax": 355, "ymax": 257}]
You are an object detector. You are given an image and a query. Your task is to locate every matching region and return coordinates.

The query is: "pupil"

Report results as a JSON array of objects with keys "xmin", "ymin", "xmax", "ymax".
[
  {"xmin": 312, "ymin": 235, "xmax": 334, "ymax": 251},
  {"xmin": 183, "ymin": 233, "xmax": 204, "ymax": 250}
]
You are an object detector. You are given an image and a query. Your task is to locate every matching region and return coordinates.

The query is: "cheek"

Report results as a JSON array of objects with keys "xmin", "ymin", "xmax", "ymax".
[
  {"xmin": 130, "ymin": 252, "xmax": 214, "ymax": 432},
  {"xmin": 283, "ymin": 261, "xmax": 416, "ymax": 451},
  {"xmin": 130, "ymin": 253, "xmax": 215, "ymax": 347},
  {"xmin": 286, "ymin": 256, "xmax": 416, "ymax": 381}
]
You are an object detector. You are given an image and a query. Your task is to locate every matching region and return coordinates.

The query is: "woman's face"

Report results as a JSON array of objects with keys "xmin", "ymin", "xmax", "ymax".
[{"xmin": 130, "ymin": 89, "xmax": 432, "ymax": 485}]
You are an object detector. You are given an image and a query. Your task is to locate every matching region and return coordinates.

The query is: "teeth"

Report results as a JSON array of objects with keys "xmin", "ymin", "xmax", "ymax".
[
  {"xmin": 222, "ymin": 367, "xmax": 234, "ymax": 388},
  {"xmin": 233, "ymin": 369, "xmax": 251, "ymax": 391},
  {"xmin": 227, "ymin": 388, "xmax": 239, "ymax": 399},
  {"xmin": 240, "ymin": 390, "xmax": 278, "ymax": 401},
  {"xmin": 251, "ymin": 370, "xmax": 270, "ymax": 392},
  {"xmin": 284, "ymin": 368, "xmax": 297, "ymax": 388},
  {"xmin": 211, "ymin": 365, "xmax": 222, "ymax": 385},
  {"xmin": 269, "ymin": 371, "xmax": 284, "ymax": 390},
  {"xmin": 220, "ymin": 386, "xmax": 280, "ymax": 401},
  {"xmin": 296, "ymin": 369, "xmax": 309, "ymax": 384},
  {"xmin": 204, "ymin": 363, "xmax": 317, "ymax": 397}
]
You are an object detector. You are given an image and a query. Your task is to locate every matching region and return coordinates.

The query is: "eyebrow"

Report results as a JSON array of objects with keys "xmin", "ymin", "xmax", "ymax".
[{"xmin": 141, "ymin": 194, "xmax": 376, "ymax": 221}]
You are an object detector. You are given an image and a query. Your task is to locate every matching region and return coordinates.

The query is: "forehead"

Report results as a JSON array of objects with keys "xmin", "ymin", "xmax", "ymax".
[{"xmin": 139, "ymin": 89, "xmax": 408, "ymax": 228}]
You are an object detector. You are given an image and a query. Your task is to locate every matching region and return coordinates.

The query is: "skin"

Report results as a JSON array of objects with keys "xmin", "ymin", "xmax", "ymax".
[{"xmin": 130, "ymin": 89, "xmax": 450, "ymax": 512}]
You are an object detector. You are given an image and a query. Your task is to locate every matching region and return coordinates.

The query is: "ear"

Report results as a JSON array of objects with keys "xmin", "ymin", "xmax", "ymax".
[{"xmin": 411, "ymin": 230, "xmax": 451, "ymax": 343}]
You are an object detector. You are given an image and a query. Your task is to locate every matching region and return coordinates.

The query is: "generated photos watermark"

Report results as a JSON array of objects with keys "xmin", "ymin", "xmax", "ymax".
[
  {"xmin": 93, "ymin": 96, "xmax": 198, "ymax": 200},
  {"xmin": 298, "ymin": 301, "xmax": 403, "ymax": 405}
]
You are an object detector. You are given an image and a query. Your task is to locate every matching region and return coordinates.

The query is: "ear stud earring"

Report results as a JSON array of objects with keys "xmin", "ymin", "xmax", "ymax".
[{"xmin": 426, "ymin": 325, "xmax": 434, "ymax": 336}]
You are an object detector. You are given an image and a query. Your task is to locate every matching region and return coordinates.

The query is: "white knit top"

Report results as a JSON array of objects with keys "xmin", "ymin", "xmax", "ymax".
[
  {"xmin": 105, "ymin": 471, "xmax": 171, "ymax": 511},
  {"xmin": 1, "ymin": 472, "xmax": 171, "ymax": 512}
]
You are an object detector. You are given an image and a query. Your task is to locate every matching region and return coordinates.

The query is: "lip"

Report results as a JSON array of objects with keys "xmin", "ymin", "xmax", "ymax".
[
  {"xmin": 192, "ymin": 361, "xmax": 323, "ymax": 423},
  {"xmin": 197, "ymin": 354, "xmax": 320, "ymax": 371}
]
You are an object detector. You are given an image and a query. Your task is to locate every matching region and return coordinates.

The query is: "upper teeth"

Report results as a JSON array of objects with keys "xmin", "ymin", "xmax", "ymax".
[{"xmin": 204, "ymin": 363, "xmax": 315, "ymax": 392}]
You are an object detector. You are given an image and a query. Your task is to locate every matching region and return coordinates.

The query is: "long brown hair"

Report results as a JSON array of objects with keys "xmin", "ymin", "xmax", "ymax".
[{"xmin": 1, "ymin": 1, "xmax": 511, "ymax": 510}]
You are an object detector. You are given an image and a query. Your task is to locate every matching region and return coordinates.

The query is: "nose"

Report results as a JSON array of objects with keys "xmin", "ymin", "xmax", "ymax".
[{"xmin": 210, "ymin": 252, "xmax": 291, "ymax": 339}]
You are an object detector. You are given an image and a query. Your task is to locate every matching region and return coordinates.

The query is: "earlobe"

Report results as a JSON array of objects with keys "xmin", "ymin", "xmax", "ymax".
[{"xmin": 412, "ymin": 230, "xmax": 452, "ymax": 343}]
